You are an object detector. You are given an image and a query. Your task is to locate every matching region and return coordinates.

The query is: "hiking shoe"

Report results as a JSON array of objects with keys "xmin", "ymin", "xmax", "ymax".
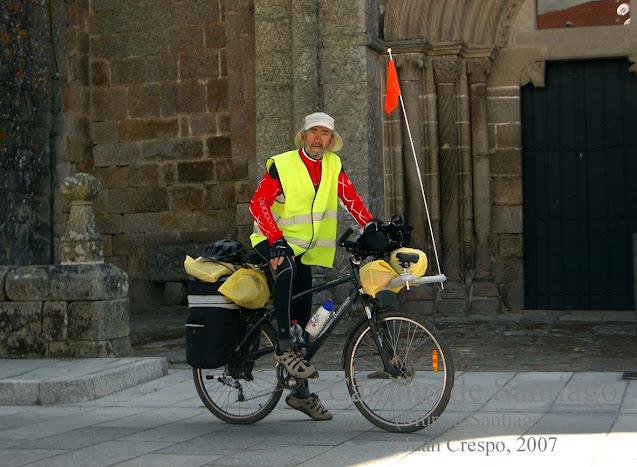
[
  {"xmin": 286, "ymin": 393, "xmax": 333, "ymax": 421},
  {"xmin": 274, "ymin": 347, "xmax": 319, "ymax": 379}
]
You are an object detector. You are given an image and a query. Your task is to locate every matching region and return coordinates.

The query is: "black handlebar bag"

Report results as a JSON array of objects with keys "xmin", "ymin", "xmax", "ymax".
[{"xmin": 185, "ymin": 278, "xmax": 241, "ymax": 369}]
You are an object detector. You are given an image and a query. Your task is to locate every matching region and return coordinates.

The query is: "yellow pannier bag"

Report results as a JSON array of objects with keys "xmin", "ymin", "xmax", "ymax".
[
  {"xmin": 389, "ymin": 248, "xmax": 428, "ymax": 277},
  {"xmin": 218, "ymin": 267, "xmax": 270, "ymax": 309},
  {"xmin": 184, "ymin": 256, "xmax": 239, "ymax": 283},
  {"xmin": 360, "ymin": 260, "xmax": 402, "ymax": 297}
]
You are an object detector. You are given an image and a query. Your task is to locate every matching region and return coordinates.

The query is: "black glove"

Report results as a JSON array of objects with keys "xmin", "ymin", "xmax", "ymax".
[
  {"xmin": 270, "ymin": 238, "xmax": 294, "ymax": 260},
  {"xmin": 381, "ymin": 215, "xmax": 413, "ymax": 250},
  {"xmin": 365, "ymin": 218, "xmax": 383, "ymax": 230},
  {"xmin": 357, "ymin": 219, "xmax": 391, "ymax": 252}
]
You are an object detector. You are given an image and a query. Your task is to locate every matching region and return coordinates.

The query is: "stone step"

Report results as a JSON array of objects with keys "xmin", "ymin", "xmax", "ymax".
[{"xmin": 0, "ymin": 357, "xmax": 168, "ymax": 405}]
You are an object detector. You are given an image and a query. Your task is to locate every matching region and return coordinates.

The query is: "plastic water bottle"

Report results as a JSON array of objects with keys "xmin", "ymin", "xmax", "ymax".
[
  {"xmin": 290, "ymin": 320, "xmax": 304, "ymax": 346},
  {"xmin": 305, "ymin": 299, "xmax": 334, "ymax": 337}
]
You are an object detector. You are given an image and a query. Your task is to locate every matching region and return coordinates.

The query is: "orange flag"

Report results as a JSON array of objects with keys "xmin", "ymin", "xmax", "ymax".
[{"xmin": 384, "ymin": 59, "xmax": 401, "ymax": 114}]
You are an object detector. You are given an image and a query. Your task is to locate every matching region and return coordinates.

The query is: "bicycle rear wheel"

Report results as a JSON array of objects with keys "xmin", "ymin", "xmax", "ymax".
[
  {"xmin": 344, "ymin": 311, "xmax": 454, "ymax": 433},
  {"xmin": 193, "ymin": 321, "xmax": 282, "ymax": 424}
]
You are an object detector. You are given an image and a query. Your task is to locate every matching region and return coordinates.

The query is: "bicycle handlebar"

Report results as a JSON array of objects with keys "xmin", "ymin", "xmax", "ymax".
[
  {"xmin": 337, "ymin": 215, "xmax": 408, "ymax": 258},
  {"xmin": 337, "ymin": 227, "xmax": 366, "ymax": 257},
  {"xmin": 337, "ymin": 227, "xmax": 354, "ymax": 246}
]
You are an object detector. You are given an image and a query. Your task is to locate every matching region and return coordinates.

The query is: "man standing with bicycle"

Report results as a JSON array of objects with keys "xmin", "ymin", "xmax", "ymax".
[{"xmin": 249, "ymin": 112, "xmax": 377, "ymax": 421}]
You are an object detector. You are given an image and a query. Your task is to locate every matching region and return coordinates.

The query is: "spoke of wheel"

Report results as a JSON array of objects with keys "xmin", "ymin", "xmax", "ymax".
[
  {"xmin": 201, "ymin": 327, "xmax": 279, "ymax": 417},
  {"xmin": 351, "ymin": 317, "xmax": 449, "ymax": 427},
  {"xmin": 386, "ymin": 320, "xmax": 400, "ymax": 356},
  {"xmin": 404, "ymin": 331, "xmax": 434, "ymax": 359},
  {"xmin": 404, "ymin": 322, "xmax": 417, "ymax": 358}
]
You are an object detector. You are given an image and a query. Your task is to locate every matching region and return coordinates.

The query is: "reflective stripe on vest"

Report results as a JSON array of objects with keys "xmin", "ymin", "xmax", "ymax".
[
  {"xmin": 270, "ymin": 210, "xmax": 338, "ymax": 227},
  {"xmin": 252, "ymin": 225, "xmax": 337, "ymax": 250},
  {"xmin": 250, "ymin": 149, "xmax": 341, "ymax": 268}
]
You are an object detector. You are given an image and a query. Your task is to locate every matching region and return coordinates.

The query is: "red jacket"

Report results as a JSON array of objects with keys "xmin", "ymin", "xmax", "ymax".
[{"xmin": 250, "ymin": 148, "xmax": 373, "ymax": 245}]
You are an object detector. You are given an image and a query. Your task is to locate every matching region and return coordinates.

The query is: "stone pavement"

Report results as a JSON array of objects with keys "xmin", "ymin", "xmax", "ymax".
[
  {"xmin": 0, "ymin": 368, "xmax": 635, "ymax": 466},
  {"xmin": 0, "ymin": 313, "xmax": 633, "ymax": 465}
]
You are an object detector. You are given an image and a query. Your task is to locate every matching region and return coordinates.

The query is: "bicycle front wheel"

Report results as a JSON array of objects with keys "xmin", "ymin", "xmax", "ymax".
[
  {"xmin": 345, "ymin": 311, "xmax": 454, "ymax": 433},
  {"xmin": 193, "ymin": 321, "xmax": 282, "ymax": 424}
]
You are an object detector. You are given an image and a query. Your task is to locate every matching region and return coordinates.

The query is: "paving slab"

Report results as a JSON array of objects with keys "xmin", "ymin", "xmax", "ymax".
[
  {"xmin": 23, "ymin": 440, "xmax": 175, "ymax": 467},
  {"xmin": 115, "ymin": 453, "xmax": 225, "ymax": 467},
  {"xmin": 118, "ymin": 413, "xmax": 225, "ymax": 443},
  {"xmin": 0, "ymin": 447, "xmax": 70, "ymax": 467},
  {"xmin": 0, "ymin": 365, "xmax": 635, "ymax": 465},
  {"xmin": 0, "ymin": 406, "xmax": 148, "ymax": 440},
  {"xmin": 214, "ymin": 443, "xmax": 335, "ymax": 467},
  {"xmin": 549, "ymin": 372, "xmax": 627, "ymax": 413},
  {"xmin": 0, "ymin": 426, "xmax": 143, "ymax": 450},
  {"xmin": 96, "ymin": 407, "xmax": 205, "ymax": 429},
  {"xmin": 296, "ymin": 439, "xmax": 412, "ymax": 467},
  {"xmin": 0, "ymin": 358, "xmax": 168, "ymax": 405},
  {"xmin": 445, "ymin": 371, "xmax": 517, "ymax": 411},
  {"xmin": 481, "ymin": 372, "xmax": 572, "ymax": 412}
]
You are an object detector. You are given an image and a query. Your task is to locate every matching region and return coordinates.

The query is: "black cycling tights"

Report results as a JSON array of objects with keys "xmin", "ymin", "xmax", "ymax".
[{"xmin": 254, "ymin": 241, "xmax": 313, "ymax": 343}]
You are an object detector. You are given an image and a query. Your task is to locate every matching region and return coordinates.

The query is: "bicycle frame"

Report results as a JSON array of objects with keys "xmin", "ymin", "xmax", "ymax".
[{"xmin": 235, "ymin": 255, "xmax": 398, "ymax": 374}]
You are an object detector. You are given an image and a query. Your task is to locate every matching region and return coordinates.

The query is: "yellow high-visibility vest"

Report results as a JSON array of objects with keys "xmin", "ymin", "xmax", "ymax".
[{"xmin": 251, "ymin": 149, "xmax": 341, "ymax": 268}]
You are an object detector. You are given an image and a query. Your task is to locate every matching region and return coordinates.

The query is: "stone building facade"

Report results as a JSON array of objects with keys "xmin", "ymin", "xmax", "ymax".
[{"xmin": 2, "ymin": 0, "xmax": 636, "ymax": 316}]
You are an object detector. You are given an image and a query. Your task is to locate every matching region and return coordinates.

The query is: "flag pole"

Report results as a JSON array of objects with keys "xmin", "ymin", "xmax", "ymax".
[{"xmin": 387, "ymin": 48, "xmax": 444, "ymax": 289}]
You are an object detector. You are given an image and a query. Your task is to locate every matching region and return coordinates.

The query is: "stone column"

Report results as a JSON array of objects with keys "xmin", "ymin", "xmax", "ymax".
[
  {"xmin": 433, "ymin": 55, "xmax": 462, "ymax": 281},
  {"xmin": 385, "ymin": 67, "xmax": 405, "ymax": 220},
  {"xmin": 467, "ymin": 55, "xmax": 501, "ymax": 311},
  {"xmin": 466, "ymin": 57, "xmax": 492, "ymax": 280},
  {"xmin": 60, "ymin": 173, "xmax": 103, "ymax": 264},
  {"xmin": 395, "ymin": 53, "xmax": 428, "ymax": 250},
  {"xmin": 423, "ymin": 58, "xmax": 441, "ymax": 261}
]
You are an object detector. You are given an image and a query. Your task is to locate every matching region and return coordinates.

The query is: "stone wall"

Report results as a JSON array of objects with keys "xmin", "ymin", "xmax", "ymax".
[{"xmin": 86, "ymin": 0, "xmax": 255, "ymax": 312}]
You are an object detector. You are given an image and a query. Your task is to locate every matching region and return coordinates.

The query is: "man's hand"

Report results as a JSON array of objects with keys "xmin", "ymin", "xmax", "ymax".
[{"xmin": 270, "ymin": 238, "xmax": 294, "ymax": 270}]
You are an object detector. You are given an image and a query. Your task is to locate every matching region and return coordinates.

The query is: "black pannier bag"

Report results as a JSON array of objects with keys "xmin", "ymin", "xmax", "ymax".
[{"xmin": 185, "ymin": 278, "xmax": 241, "ymax": 369}]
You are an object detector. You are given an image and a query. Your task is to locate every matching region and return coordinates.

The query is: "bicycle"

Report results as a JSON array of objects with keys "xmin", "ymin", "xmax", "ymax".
[{"xmin": 192, "ymin": 223, "xmax": 454, "ymax": 433}]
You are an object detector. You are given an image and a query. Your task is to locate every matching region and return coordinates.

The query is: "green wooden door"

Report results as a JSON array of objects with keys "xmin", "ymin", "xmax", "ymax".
[{"xmin": 522, "ymin": 59, "xmax": 637, "ymax": 310}]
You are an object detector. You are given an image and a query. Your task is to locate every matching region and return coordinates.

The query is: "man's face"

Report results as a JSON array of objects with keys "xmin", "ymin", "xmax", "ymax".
[{"xmin": 301, "ymin": 126, "xmax": 334, "ymax": 159}]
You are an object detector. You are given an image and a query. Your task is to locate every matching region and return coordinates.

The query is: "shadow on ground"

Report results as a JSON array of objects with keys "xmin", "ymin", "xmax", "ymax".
[{"xmin": 129, "ymin": 314, "xmax": 637, "ymax": 373}]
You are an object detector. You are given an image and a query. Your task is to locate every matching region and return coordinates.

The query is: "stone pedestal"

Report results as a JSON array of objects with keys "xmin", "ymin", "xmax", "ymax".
[
  {"xmin": 0, "ymin": 173, "xmax": 131, "ymax": 358},
  {"xmin": 60, "ymin": 173, "xmax": 104, "ymax": 264},
  {"xmin": 2, "ymin": 263, "xmax": 130, "ymax": 358}
]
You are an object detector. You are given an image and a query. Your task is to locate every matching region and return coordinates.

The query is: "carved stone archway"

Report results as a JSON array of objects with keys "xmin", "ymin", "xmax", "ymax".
[{"xmin": 382, "ymin": 0, "xmax": 526, "ymax": 311}]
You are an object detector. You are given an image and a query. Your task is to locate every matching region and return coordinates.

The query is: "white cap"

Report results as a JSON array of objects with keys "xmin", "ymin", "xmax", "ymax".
[{"xmin": 294, "ymin": 112, "xmax": 343, "ymax": 152}]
